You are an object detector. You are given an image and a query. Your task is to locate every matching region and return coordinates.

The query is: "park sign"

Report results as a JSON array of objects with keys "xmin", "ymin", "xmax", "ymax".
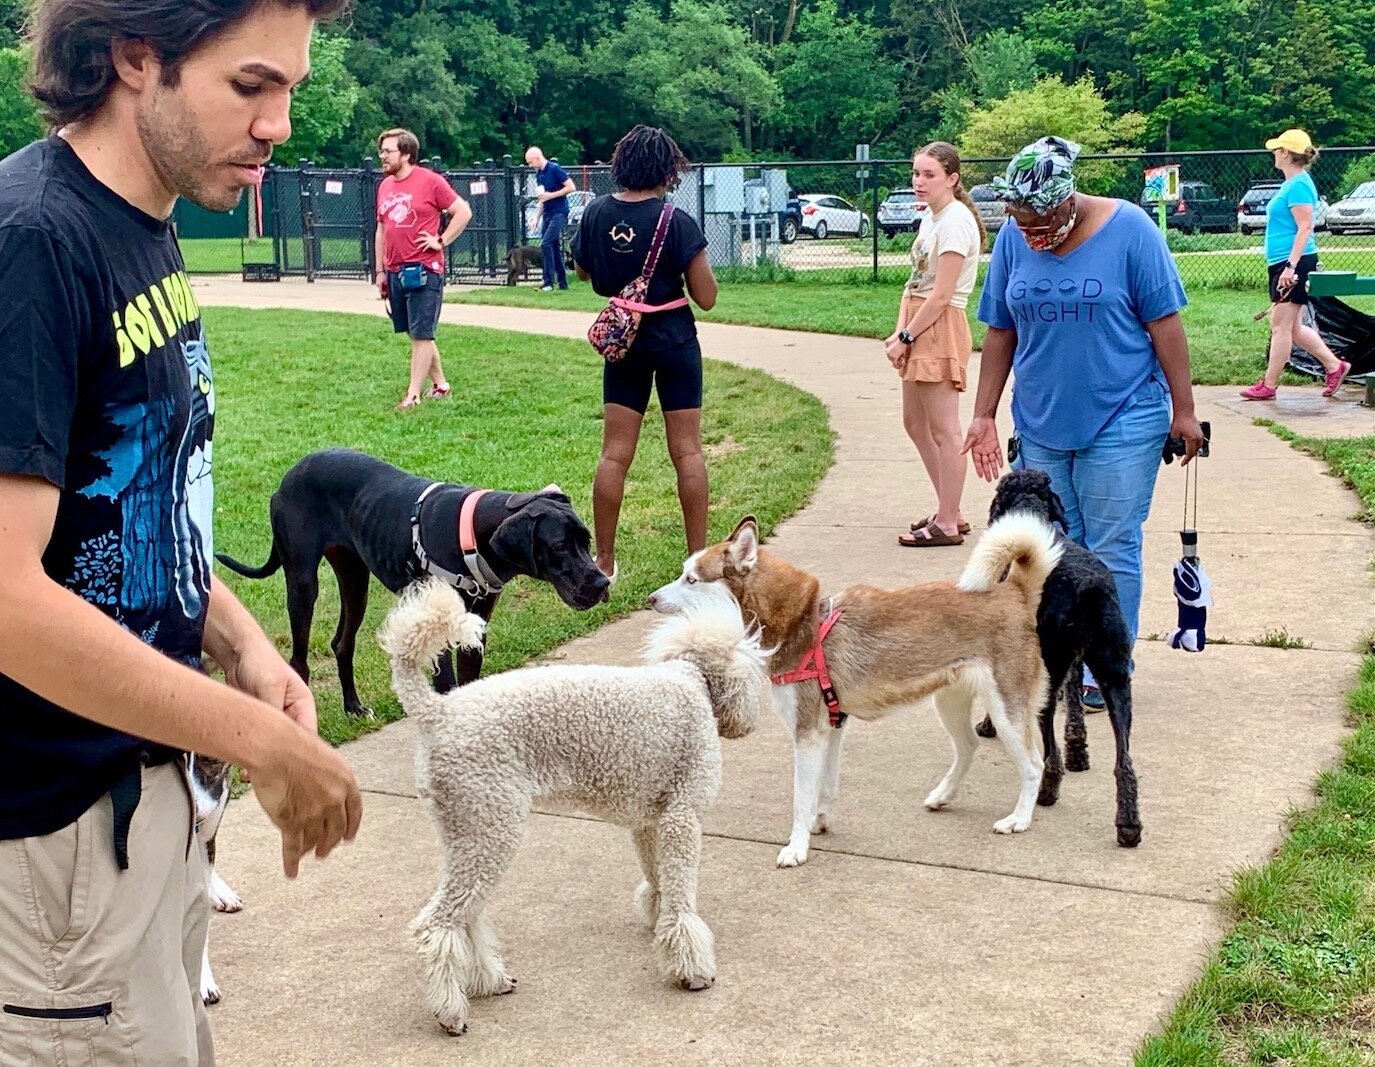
[
  {"xmin": 1144, "ymin": 164, "xmax": 1181, "ymax": 234},
  {"xmin": 1144, "ymin": 164, "xmax": 1180, "ymax": 202}
]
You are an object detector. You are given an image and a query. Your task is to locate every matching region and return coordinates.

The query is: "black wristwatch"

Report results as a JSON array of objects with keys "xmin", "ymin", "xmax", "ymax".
[{"xmin": 898, "ymin": 329, "xmax": 915, "ymax": 345}]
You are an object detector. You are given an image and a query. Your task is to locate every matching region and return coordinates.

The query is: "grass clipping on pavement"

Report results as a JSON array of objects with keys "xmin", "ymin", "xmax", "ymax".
[{"xmin": 206, "ymin": 307, "xmax": 833, "ymax": 746}]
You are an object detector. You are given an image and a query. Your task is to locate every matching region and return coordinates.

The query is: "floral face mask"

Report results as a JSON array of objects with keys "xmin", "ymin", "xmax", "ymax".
[{"xmin": 1021, "ymin": 199, "xmax": 1078, "ymax": 252}]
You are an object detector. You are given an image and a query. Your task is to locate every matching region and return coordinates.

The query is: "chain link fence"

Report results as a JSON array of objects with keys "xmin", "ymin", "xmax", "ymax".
[{"xmin": 175, "ymin": 149, "xmax": 1375, "ymax": 297}]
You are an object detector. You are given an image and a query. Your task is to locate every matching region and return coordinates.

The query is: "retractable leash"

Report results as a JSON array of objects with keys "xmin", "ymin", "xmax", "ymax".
[{"xmin": 1165, "ymin": 422, "xmax": 1213, "ymax": 652}]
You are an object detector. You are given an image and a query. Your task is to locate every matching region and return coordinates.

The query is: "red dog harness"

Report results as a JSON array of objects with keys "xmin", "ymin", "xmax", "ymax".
[{"xmin": 770, "ymin": 604, "xmax": 846, "ymax": 728}]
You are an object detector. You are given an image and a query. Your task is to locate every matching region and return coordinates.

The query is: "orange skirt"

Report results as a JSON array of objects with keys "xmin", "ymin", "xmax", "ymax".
[{"xmin": 898, "ymin": 296, "xmax": 973, "ymax": 390}]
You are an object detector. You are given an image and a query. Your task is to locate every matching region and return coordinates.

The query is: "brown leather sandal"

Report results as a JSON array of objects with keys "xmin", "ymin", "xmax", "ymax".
[
  {"xmin": 897, "ymin": 525, "xmax": 964, "ymax": 547},
  {"xmin": 910, "ymin": 516, "xmax": 971, "ymax": 535}
]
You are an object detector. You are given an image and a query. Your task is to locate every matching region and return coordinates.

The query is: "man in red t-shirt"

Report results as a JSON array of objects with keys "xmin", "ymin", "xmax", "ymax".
[{"xmin": 374, "ymin": 127, "xmax": 472, "ymax": 410}]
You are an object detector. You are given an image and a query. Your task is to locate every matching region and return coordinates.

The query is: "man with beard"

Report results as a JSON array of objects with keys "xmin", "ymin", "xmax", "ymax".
[
  {"xmin": 0, "ymin": 2, "xmax": 363, "ymax": 1063},
  {"xmin": 373, "ymin": 127, "xmax": 472, "ymax": 410}
]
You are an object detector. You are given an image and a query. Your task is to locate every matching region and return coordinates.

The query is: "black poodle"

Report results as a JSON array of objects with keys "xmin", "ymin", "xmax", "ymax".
[{"xmin": 975, "ymin": 469, "xmax": 1141, "ymax": 847}]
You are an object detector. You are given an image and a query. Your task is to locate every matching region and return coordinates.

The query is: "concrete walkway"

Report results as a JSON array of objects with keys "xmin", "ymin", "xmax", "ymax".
[{"xmin": 193, "ymin": 277, "xmax": 1374, "ymax": 1065}]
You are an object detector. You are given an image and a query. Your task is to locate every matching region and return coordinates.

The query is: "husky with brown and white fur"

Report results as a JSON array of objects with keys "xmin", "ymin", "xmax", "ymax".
[{"xmin": 649, "ymin": 513, "xmax": 1063, "ymax": 867}]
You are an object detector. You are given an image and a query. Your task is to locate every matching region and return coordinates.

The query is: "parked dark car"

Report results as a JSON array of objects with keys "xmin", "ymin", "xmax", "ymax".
[
  {"xmin": 1239, "ymin": 179, "xmax": 1330, "ymax": 234},
  {"xmin": 781, "ymin": 188, "xmax": 801, "ymax": 244},
  {"xmin": 1139, "ymin": 180, "xmax": 1236, "ymax": 234}
]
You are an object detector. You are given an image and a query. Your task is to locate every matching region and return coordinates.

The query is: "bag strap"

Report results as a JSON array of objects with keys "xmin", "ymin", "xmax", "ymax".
[{"xmin": 638, "ymin": 202, "xmax": 676, "ymax": 285}]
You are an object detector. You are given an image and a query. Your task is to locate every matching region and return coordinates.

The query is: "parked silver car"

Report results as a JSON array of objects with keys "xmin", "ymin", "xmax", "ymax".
[
  {"xmin": 969, "ymin": 184, "xmax": 1007, "ymax": 235},
  {"xmin": 1327, "ymin": 181, "xmax": 1375, "ymax": 235},
  {"xmin": 877, "ymin": 189, "xmax": 927, "ymax": 238}
]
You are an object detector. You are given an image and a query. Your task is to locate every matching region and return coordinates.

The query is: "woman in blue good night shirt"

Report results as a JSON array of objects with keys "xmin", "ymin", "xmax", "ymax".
[{"xmin": 962, "ymin": 136, "xmax": 1204, "ymax": 708}]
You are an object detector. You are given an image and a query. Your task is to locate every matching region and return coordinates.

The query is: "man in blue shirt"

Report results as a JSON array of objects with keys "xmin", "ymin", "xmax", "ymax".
[{"xmin": 525, "ymin": 145, "xmax": 575, "ymax": 290}]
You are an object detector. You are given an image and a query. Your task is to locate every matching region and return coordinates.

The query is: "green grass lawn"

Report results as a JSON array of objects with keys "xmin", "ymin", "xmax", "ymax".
[
  {"xmin": 449, "ymin": 271, "xmax": 1375, "ymax": 386},
  {"xmin": 206, "ymin": 307, "xmax": 832, "ymax": 745},
  {"xmin": 1138, "ymin": 422, "xmax": 1375, "ymax": 1066}
]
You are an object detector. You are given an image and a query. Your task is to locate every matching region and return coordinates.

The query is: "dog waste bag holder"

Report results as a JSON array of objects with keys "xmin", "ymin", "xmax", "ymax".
[{"xmin": 1165, "ymin": 422, "xmax": 1212, "ymax": 652}]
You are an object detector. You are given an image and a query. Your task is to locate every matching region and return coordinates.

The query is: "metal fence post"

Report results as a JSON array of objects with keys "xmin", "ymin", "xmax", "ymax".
[
  {"xmin": 503, "ymin": 154, "xmax": 516, "ymax": 251},
  {"xmin": 872, "ymin": 168, "xmax": 880, "ymax": 282},
  {"xmin": 298, "ymin": 158, "xmax": 316, "ymax": 282},
  {"xmin": 360, "ymin": 156, "xmax": 376, "ymax": 278}
]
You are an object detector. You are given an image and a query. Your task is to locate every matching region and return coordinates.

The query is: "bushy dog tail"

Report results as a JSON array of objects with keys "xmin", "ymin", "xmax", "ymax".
[
  {"xmin": 956, "ymin": 512, "xmax": 1064, "ymax": 607},
  {"xmin": 377, "ymin": 579, "xmax": 486, "ymax": 717},
  {"xmin": 643, "ymin": 598, "xmax": 772, "ymax": 740}
]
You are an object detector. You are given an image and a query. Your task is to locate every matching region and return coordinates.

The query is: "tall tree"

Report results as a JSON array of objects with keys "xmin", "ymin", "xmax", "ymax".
[
  {"xmin": 578, "ymin": 0, "xmax": 779, "ymax": 160},
  {"xmin": 960, "ymin": 75, "xmax": 1146, "ymax": 190},
  {"xmin": 967, "ymin": 30, "xmax": 1041, "ymax": 103},
  {"xmin": 770, "ymin": 0, "xmax": 900, "ymax": 158},
  {"xmin": 280, "ymin": 33, "xmax": 361, "ymax": 164},
  {"xmin": 0, "ymin": 47, "xmax": 42, "ymax": 157},
  {"xmin": 0, "ymin": 0, "xmax": 23, "ymax": 49}
]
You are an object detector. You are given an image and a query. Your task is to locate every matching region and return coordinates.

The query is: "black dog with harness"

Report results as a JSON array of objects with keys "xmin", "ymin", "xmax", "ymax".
[{"xmin": 216, "ymin": 448, "xmax": 609, "ymax": 717}]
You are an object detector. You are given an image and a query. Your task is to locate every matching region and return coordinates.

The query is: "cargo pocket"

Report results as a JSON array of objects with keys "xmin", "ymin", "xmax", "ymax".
[{"xmin": 0, "ymin": 990, "xmax": 134, "ymax": 1067}]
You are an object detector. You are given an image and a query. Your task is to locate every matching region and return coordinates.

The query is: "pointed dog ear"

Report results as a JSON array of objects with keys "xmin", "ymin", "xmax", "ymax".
[{"xmin": 726, "ymin": 515, "xmax": 759, "ymax": 574}]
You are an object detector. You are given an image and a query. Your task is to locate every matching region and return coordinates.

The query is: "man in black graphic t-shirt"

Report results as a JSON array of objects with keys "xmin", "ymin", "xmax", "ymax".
[{"xmin": 0, "ymin": 1, "xmax": 361, "ymax": 1063}]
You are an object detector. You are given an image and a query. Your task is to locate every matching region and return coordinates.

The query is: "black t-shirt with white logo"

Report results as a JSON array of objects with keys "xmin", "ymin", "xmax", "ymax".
[
  {"xmin": 0, "ymin": 137, "xmax": 215, "ymax": 839},
  {"xmin": 572, "ymin": 195, "xmax": 708, "ymax": 351}
]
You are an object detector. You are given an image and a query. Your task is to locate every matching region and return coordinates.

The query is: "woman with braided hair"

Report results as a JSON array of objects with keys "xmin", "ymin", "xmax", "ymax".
[
  {"xmin": 890, "ymin": 141, "xmax": 985, "ymax": 548},
  {"xmin": 572, "ymin": 125, "xmax": 717, "ymax": 581}
]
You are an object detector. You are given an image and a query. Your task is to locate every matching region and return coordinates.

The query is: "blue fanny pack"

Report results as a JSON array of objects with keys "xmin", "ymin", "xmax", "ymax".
[{"xmin": 397, "ymin": 262, "xmax": 428, "ymax": 292}]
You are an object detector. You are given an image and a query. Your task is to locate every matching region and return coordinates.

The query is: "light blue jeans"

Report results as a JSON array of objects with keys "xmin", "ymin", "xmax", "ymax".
[{"xmin": 1014, "ymin": 379, "xmax": 1172, "ymax": 677}]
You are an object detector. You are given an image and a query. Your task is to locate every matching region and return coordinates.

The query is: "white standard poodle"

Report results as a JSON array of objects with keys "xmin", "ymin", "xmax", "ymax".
[{"xmin": 377, "ymin": 578, "xmax": 771, "ymax": 1036}]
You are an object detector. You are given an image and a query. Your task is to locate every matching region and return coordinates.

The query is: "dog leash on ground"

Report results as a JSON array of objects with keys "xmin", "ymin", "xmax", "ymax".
[{"xmin": 1164, "ymin": 422, "xmax": 1213, "ymax": 652}]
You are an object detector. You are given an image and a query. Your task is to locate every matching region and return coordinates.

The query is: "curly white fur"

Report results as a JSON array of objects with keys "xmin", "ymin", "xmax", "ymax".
[{"xmin": 378, "ymin": 582, "xmax": 771, "ymax": 1035}]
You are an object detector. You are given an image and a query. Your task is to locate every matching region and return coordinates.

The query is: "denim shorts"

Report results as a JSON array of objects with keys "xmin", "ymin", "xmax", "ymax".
[{"xmin": 387, "ymin": 269, "xmax": 444, "ymax": 340}]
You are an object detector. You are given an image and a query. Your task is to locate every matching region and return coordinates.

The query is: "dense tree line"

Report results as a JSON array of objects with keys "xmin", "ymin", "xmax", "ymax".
[{"xmin": 3, "ymin": 0, "xmax": 1375, "ymax": 165}]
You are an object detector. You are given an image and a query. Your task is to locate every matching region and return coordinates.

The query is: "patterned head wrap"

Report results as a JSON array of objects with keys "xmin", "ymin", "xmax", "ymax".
[{"xmin": 990, "ymin": 136, "xmax": 1081, "ymax": 211}]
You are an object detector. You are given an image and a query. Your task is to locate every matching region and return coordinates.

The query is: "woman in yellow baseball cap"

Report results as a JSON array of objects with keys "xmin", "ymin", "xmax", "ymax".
[{"xmin": 1240, "ymin": 129, "xmax": 1351, "ymax": 400}]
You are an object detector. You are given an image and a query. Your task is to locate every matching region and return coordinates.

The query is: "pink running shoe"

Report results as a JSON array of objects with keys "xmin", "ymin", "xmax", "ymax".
[
  {"xmin": 1322, "ymin": 359, "xmax": 1351, "ymax": 397},
  {"xmin": 1240, "ymin": 380, "xmax": 1277, "ymax": 401}
]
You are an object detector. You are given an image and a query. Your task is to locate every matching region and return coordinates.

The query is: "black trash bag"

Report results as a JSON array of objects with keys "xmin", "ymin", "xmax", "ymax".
[{"xmin": 1284, "ymin": 295, "xmax": 1375, "ymax": 383}]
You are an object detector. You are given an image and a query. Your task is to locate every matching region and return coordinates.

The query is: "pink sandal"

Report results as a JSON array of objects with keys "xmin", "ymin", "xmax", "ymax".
[
  {"xmin": 425, "ymin": 384, "xmax": 452, "ymax": 399},
  {"xmin": 396, "ymin": 395, "xmax": 421, "ymax": 411}
]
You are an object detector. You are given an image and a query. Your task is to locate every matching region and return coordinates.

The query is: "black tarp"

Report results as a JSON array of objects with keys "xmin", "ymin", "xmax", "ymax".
[{"xmin": 1284, "ymin": 295, "xmax": 1375, "ymax": 383}]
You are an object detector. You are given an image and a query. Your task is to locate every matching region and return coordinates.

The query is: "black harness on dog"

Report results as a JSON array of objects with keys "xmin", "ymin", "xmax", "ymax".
[{"xmin": 409, "ymin": 483, "xmax": 504, "ymax": 598}]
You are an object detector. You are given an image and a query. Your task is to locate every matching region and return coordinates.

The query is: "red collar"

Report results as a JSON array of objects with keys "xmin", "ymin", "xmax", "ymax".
[
  {"xmin": 458, "ymin": 488, "xmax": 488, "ymax": 554},
  {"xmin": 771, "ymin": 606, "xmax": 846, "ymax": 728}
]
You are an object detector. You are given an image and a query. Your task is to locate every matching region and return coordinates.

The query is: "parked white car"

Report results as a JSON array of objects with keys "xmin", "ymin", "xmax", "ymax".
[
  {"xmin": 798, "ymin": 194, "xmax": 870, "ymax": 239},
  {"xmin": 1327, "ymin": 181, "xmax": 1375, "ymax": 235},
  {"xmin": 524, "ymin": 189, "xmax": 594, "ymax": 238}
]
